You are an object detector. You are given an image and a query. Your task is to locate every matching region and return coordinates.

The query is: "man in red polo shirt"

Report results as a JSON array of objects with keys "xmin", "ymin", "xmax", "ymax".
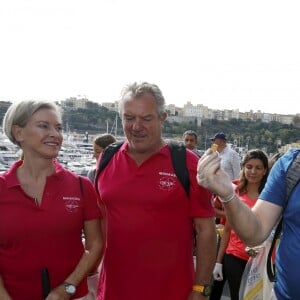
[{"xmin": 96, "ymin": 82, "xmax": 216, "ymax": 300}]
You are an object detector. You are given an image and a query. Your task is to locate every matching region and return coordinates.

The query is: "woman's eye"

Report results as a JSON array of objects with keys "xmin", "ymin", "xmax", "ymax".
[{"xmin": 38, "ymin": 123, "xmax": 48, "ymax": 129}]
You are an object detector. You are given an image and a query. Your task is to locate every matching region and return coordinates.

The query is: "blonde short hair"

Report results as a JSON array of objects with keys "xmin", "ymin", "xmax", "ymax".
[{"xmin": 3, "ymin": 100, "xmax": 61, "ymax": 146}]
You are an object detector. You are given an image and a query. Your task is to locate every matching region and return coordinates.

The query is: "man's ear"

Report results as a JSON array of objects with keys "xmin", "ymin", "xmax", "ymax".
[{"xmin": 161, "ymin": 112, "xmax": 167, "ymax": 121}]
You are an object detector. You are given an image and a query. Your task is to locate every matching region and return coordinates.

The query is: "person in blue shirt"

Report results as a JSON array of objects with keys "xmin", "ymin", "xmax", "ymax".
[{"xmin": 197, "ymin": 148, "xmax": 300, "ymax": 300}]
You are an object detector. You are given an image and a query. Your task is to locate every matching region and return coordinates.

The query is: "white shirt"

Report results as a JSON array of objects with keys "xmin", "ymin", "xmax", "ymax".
[{"xmin": 219, "ymin": 145, "xmax": 241, "ymax": 180}]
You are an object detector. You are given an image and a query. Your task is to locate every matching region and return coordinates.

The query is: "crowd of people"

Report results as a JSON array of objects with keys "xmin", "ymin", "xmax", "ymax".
[
  {"xmin": 0, "ymin": 81, "xmax": 298, "ymax": 300},
  {"xmin": 212, "ymin": 149, "xmax": 269, "ymax": 300}
]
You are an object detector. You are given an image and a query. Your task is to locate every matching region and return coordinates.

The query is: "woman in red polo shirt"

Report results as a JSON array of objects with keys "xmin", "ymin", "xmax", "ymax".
[{"xmin": 0, "ymin": 100, "xmax": 103, "ymax": 300}]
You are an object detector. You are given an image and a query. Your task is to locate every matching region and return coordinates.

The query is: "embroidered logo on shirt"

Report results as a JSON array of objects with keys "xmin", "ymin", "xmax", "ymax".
[
  {"xmin": 63, "ymin": 196, "xmax": 80, "ymax": 213},
  {"xmin": 158, "ymin": 171, "xmax": 177, "ymax": 191}
]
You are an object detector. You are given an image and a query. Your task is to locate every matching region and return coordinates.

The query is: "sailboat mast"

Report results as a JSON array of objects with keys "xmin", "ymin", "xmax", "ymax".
[{"xmin": 115, "ymin": 114, "xmax": 117, "ymax": 136}]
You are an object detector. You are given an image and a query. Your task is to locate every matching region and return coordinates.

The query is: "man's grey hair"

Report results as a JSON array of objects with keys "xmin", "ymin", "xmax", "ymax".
[
  {"xmin": 3, "ymin": 100, "xmax": 61, "ymax": 146},
  {"xmin": 119, "ymin": 82, "xmax": 166, "ymax": 116}
]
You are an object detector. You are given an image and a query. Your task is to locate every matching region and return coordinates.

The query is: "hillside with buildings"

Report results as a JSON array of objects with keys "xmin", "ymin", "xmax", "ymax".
[
  {"xmin": 1, "ymin": 97, "xmax": 299, "ymax": 126},
  {"xmin": 0, "ymin": 97, "xmax": 299, "ymax": 155}
]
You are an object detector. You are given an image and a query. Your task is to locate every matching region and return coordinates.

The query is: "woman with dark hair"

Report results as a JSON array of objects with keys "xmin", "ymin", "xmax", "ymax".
[
  {"xmin": 211, "ymin": 149, "xmax": 269, "ymax": 300},
  {"xmin": 87, "ymin": 134, "xmax": 116, "ymax": 183}
]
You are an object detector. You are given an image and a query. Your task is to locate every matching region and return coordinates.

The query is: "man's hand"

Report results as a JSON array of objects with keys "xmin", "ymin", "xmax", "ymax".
[{"xmin": 196, "ymin": 150, "xmax": 234, "ymax": 198}]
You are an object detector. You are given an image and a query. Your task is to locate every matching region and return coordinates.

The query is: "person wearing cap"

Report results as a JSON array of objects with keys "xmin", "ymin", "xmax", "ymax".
[
  {"xmin": 210, "ymin": 132, "xmax": 240, "ymax": 181},
  {"xmin": 182, "ymin": 130, "xmax": 201, "ymax": 157},
  {"xmin": 209, "ymin": 132, "xmax": 240, "ymax": 300}
]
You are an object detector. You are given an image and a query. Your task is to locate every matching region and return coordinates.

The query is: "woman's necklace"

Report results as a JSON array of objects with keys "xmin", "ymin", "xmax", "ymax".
[
  {"xmin": 33, "ymin": 197, "xmax": 39, "ymax": 206},
  {"xmin": 20, "ymin": 182, "xmax": 40, "ymax": 206}
]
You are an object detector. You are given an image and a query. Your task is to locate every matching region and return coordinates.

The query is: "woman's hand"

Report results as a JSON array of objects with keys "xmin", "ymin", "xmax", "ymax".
[
  {"xmin": 45, "ymin": 285, "xmax": 70, "ymax": 300},
  {"xmin": 0, "ymin": 276, "xmax": 12, "ymax": 300}
]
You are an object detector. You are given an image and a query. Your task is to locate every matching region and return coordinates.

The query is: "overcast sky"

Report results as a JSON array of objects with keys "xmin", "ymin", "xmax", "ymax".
[{"xmin": 1, "ymin": 0, "xmax": 299, "ymax": 115}]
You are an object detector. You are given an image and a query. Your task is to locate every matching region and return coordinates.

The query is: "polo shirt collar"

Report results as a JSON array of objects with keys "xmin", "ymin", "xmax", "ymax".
[{"xmin": 4, "ymin": 160, "xmax": 64, "ymax": 189}]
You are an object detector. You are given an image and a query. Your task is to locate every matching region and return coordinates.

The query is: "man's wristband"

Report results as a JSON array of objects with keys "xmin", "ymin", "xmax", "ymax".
[
  {"xmin": 192, "ymin": 284, "xmax": 212, "ymax": 296},
  {"xmin": 219, "ymin": 192, "xmax": 236, "ymax": 203}
]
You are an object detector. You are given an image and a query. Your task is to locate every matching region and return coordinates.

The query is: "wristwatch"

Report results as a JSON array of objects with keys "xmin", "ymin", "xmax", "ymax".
[
  {"xmin": 64, "ymin": 282, "xmax": 77, "ymax": 295},
  {"xmin": 192, "ymin": 284, "xmax": 212, "ymax": 296}
]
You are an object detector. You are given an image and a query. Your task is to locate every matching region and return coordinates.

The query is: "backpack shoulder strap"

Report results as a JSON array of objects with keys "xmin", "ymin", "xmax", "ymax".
[
  {"xmin": 267, "ymin": 151, "xmax": 300, "ymax": 282},
  {"xmin": 94, "ymin": 139, "xmax": 191, "ymax": 197},
  {"xmin": 285, "ymin": 151, "xmax": 300, "ymax": 204},
  {"xmin": 94, "ymin": 141, "xmax": 124, "ymax": 195},
  {"xmin": 166, "ymin": 140, "xmax": 190, "ymax": 197}
]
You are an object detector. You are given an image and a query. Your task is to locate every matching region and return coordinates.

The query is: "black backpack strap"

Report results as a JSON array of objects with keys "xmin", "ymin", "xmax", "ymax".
[
  {"xmin": 166, "ymin": 140, "xmax": 190, "ymax": 197},
  {"xmin": 266, "ymin": 219, "xmax": 282, "ymax": 282},
  {"xmin": 267, "ymin": 151, "xmax": 300, "ymax": 282},
  {"xmin": 286, "ymin": 152, "xmax": 300, "ymax": 201},
  {"xmin": 167, "ymin": 140, "xmax": 197, "ymax": 251},
  {"xmin": 94, "ymin": 139, "xmax": 191, "ymax": 197},
  {"xmin": 94, "ymin": 141, "xmax": 124, "ymax": 195}
]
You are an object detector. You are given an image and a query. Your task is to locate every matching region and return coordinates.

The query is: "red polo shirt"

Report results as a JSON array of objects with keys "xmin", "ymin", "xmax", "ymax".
[
  {"xmin": 97, "ymin": 142, "xmax": 214, "ymax": 300},
  {"xmin": 0, "ymin": 160, "xmax": 101, "ymax": 300}
]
